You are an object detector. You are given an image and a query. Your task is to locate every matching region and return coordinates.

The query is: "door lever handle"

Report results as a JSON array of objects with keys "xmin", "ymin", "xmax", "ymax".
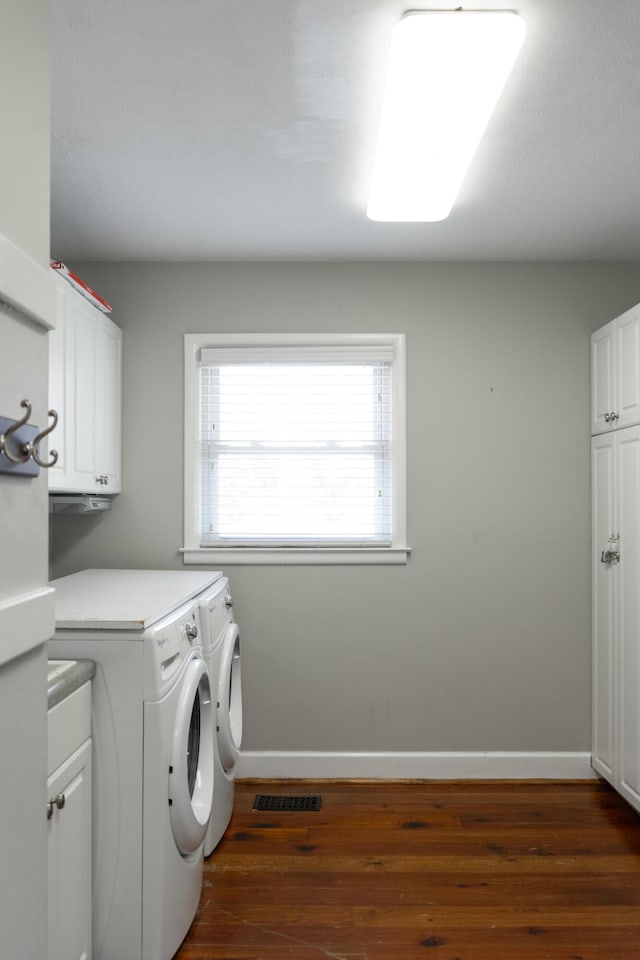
[{"xmin": 600, "ymin": 550, "xmax": 620, "ymax": 564}]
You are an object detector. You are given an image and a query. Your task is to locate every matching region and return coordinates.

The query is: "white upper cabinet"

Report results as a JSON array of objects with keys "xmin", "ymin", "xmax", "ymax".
[
  {"xmin": 49, "ymin": 277, "xmax": 122, "ymax": 494},
  {"xmin": 591, "ymin": 303, "xmax": 640, "ymax": 435}
]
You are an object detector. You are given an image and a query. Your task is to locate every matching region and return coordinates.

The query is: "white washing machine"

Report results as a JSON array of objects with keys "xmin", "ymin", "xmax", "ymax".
[
  {"xmin": 199, "ymin": 576, "xmax": 243, "ymax": 856},
  {"xmin": 49, "ymin": 568, "xmax": 222, "ymax": 960}
]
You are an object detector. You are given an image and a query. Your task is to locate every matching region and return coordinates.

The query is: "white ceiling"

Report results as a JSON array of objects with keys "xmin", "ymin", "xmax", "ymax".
[{"xmin": 51, "ymin": 0, "xmax": 640, "ymax": 262}]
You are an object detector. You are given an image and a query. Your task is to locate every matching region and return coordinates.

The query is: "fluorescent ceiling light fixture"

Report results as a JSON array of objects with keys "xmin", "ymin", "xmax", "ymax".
[{"xmin": 367, "ymin": 9, "xmax": 526, "ymax": 222}]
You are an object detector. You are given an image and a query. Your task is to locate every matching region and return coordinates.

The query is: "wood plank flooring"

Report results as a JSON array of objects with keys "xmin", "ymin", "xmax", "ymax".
[{"xmin": 177, "ymin": 779, "xmax": 640, "ymax": 960}]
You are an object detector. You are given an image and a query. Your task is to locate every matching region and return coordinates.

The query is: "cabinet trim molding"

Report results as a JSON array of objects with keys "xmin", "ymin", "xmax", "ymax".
[
  {"xmin": 0, "ymin": 587, "xmax": 55, "ymax": 666},
  {"xmin": 236, "ymin": 750, "xmax": 597, "ymax": 780},
  {"xmin": 0, "ymin": 232, "xmax": 56, "ymax": 331}
]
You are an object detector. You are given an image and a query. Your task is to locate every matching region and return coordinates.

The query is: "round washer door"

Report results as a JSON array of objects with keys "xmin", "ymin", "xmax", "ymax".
[
  {"xmin": 217, "ymin": 623, "xmax": 243, "ymax": 773},
  {"xmin": 168, "ymin": 656, "xmax": 214, "ymax": 856}
]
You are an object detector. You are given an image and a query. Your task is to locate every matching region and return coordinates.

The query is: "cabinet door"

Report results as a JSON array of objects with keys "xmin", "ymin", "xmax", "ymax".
[
  {"xmin": 96, "ymin": 313, "xmax": 122, "ymax": 493},
  {"xmin": 48, "ymin": 282, "xmax": 70, "ymax": 490},
  {"xmin": 48, "ymin": 288, "xmax": 99, "ymax": 493},
  {"xmin": 72, "ymin": 297, "xmax": 100, "ymax": 491},
  {"xmin": 48, "ymin": 283, "xmax": 122, "ymax": 494},
  {"xmin": 591, "ymin": 321, "xmax": 615, "ymax": 434},
  {"xmin": 47, "ymin": 738, "xmax": 92, "ymax": 960},
  {"xmin": 616, "ymin": 426, "xmax": 640, "ymax": 812},
  {"xmin": 591, "ymin": 432, "xmax": 616, "ymax": 783},
  {"xmin": 615, "ymin": 305, "xmax": 640, "ymax": 430}
]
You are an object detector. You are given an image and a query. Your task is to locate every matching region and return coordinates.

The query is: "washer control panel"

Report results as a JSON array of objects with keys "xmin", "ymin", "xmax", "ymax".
[
  {"xmin": 198, "ymin": 577, "xmax": 233, "ymax": 655},
  {"xmin": 144, "ymin": 603, "xmax": 202, "ymax": 700}
]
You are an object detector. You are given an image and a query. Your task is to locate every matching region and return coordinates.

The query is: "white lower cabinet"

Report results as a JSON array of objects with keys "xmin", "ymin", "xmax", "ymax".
[
  {"xmin": 47, "ymin": 684, "xmax": 92, "ymax": 960},
  {"xmin": 592, "ymin": 424, "xmax": 640, "ymax": 812}
]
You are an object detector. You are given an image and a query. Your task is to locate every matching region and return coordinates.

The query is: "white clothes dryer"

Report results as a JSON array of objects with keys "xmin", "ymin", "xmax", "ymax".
[
  {"xmin": 142, "ymin": 615, "xmax": 213, "ymax": 960},
  {"xmin": 49, "ymin": 568, "xmax": 222, "ymax": 960},
  {"xmin": 198, "ymin": 576, "xmax": 243, "ymax": 856}
]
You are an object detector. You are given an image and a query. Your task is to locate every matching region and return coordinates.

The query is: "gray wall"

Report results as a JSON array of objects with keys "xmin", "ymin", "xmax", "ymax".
[
  {"xmin": 2, "ymin": 5, "xmax": 50, "ymax": 263},
  {"xmin": 50, "ymin": 262, "xmax": 640, "ymax": 753}
]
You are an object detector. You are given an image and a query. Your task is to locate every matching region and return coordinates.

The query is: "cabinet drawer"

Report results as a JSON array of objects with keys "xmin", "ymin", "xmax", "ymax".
[{"xmin": 47, "ymin": 682, "xmax": 91, "ymax": 775}]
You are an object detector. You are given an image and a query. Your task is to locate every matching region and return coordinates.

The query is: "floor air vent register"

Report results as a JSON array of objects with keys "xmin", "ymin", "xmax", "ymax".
[{"xmin": 253, "ymin": 795, "xmax": 322, "ymax": 811}]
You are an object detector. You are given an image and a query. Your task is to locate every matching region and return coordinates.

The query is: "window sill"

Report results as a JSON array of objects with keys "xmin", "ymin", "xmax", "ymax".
[{"xmin": 180, "ymin": 546, "xmax": 411, "ymax": 566}]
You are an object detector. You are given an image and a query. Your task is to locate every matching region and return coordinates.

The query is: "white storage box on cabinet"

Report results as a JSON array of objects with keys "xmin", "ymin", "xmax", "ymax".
[
  {"xmin": 591, "ymin": 303, "xmax": 640, "ymax": 435},
  {"xmin": 49, "ymin": 276, "xmax": 122, "ymax": 494},
  {"xmin": 47, "ymin": 682, "xmax": 92, "ymax": 960}
]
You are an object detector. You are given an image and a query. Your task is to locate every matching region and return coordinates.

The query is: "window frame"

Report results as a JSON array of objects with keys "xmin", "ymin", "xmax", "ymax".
[{"xmin": 182, "ymin": 332, "xmax": 408, "ymax": 565}]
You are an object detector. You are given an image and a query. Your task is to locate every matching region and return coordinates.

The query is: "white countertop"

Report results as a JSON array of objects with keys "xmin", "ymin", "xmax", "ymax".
[
  {"xmin": 47, "ymin": 658, "xmax": 96, "ymax": 709},
  {"xmin": 51, "ymin": 568, "xmax": 222, "ymax": 630}
]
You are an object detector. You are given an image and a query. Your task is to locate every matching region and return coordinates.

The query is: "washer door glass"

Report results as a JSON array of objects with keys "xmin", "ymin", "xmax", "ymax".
[
  {"xmin": 169, "ymin": 657, "xmax": 214, "ymax": 856},
  {"xmin": 217, "ymin": 623, "xmax": 243, "ymax": 773},
  {"xmin": 186, "ymin": 690, "xmax": 201, "ymax": 797}
]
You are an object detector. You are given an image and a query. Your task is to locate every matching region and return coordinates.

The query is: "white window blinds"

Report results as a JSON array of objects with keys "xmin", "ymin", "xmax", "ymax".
[{"xmin": 197, "ymin": 346, "xmax": 393, "ymax": 546}]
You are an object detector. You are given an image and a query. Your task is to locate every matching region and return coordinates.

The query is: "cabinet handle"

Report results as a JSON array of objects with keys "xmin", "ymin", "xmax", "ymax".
[
  {"xmin": 604, "ymin": 413, "xmax": 611, "ymax": 423},
  {"xmin": 55, "ymin": 793, "xmax": 66, "ymax": 810},
  {"xmin": 46, "ymin": 801, "xmax": 54, "ymax": 820},
  {"xmin": 600, "ymin": 549, "xmax": 621, "ymax": 564},
  {"xmin": 610, "ymin": 412, "xmax": 619, "ymax": 422}
]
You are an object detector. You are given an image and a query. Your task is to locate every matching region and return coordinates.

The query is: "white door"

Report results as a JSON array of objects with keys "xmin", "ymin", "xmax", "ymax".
[
  {"xmin": 615, "ymin": 306, "xmax": 640, "ymax": 431},
  {"xmin": 593, "ymin": 424, "xmax": 640, "ymax": 815},
  {"xmin": 71, "ymin": 296, "xmax": 101, "ymax": 489},
  {"xmin": 616, "ymin": 425, "xmax": 640, "ymax": 811},
  {"xmin": 96, "ymin": 312, "xmax": 123, "ymax": 492},
  {"xmin": 0, "ymin": 300, "xmax": 55, "ymax": 960},
  {"xmin": 0, "ymin": 4, "xmax": 56, "ymax": 958},
  {"xmin": 591, "ymin": 431, "xmax": 616, "ymax": 783},
  {"xmin": 591, "ymin": 320, "xmax": 615, "ymax": 435},
  {"xmin": 47, "ymin": 740, "xmax": 92, "ymax": 960}
]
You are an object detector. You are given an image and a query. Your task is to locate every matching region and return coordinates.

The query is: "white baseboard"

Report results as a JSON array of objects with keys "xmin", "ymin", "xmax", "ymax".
[{"xmin": 236, "ymin": 750, "xmax": 596, "ymax": 781}]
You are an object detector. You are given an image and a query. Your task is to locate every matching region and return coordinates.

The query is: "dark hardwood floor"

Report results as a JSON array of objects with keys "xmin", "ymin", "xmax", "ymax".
[{"xmin": 177, "ymin": 779, "xmax": 640, "ymax": 960}]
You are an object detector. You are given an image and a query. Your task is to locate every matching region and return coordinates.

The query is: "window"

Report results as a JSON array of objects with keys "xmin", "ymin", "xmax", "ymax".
[{"xmin": 183, "ymin": 334, "xmax": 407, "ymax": 564}]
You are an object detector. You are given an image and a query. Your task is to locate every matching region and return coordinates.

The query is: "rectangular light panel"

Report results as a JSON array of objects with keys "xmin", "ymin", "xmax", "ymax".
[{"xmin": 367, "ymin": 10, "xmax": 526, "ymax": 222}]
